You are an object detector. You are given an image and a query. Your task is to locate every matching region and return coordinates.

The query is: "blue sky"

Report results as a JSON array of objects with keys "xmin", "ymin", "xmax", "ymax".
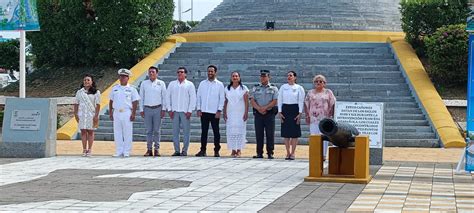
[{"xmin": 0, "ymin": 0, "xmax": 223, "ymax": 38}]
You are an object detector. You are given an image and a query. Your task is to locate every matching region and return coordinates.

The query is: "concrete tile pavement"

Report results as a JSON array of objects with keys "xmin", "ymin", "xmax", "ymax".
[
  {"xmin": 0, "ymin": 140, "xmax": 471, "ymax": 212},
  {"xmin": 0, "ymin": 155, "xmax": 309, "ymax": 212},
  {"xmin": 347, "ymin": 162, "xmax": 474, "ymax": 212}
]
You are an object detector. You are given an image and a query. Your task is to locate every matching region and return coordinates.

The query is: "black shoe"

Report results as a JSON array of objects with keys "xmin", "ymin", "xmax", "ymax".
[
  {"xmin": 195, "ymin": 151, "xmax": 206, "ymax": 157},
  {"xmin": 171, "ymin": 151, "xmax": 181, "ymax": 156},
  {"xmin": 144, "ymin": 150, "xmax": 153, "ymax": 157},
  {"xmin": 253, "ymin": 155, "xmax": 263, "ymax": 159},
  {"xmin": 267, "ymin": 154, "xmax": 274, "ymax": 159},
  {"xmin": 181, "ymin": 151, "xmax": 187, "ymax": 156},
  {"xmin": 214, "ymin": 152, "xmax": 220, "ymax": 157},
  {"xmin": 154, "ymin": 150, "xmax": 161, "ymax": 157}
]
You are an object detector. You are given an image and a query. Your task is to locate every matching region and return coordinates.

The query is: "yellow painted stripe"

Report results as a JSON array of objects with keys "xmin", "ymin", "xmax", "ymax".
[
  {"xmin": 389, "ymin": 37, "xmax": 464, "ymax": 148},
  {"xmin": 178, "ymin": 30, "xmax": 405, "ymax": 43},
  {"xmin": 56, "ymin": 38, "xmax": 180, "ymax": 139}
]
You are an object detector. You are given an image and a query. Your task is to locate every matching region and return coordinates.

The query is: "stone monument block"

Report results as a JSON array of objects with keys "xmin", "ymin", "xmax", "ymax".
[{"xmin": 0, "ymin": 98, "xmax": 57, "ymax": 157}]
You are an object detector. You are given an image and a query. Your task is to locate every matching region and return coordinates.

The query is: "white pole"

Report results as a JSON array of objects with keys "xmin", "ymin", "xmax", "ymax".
[
  {"xmin": 19, "ymin": 30, "xmax": 26, "ymax": 98},
  {"xmin": 455, "ymin": 147, "xmax": 466, "ymax": 173},
  {"xmin": 191, "ymin": 0, "xmax": 193, "ymax": 21},
  {"xmin": 178, "ymin": 0, "xmax": 182, "ymax": 21}
]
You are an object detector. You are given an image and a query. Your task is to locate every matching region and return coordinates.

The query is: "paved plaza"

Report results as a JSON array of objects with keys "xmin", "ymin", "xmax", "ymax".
[
  {"xmin": 0, "ymin": 141, "xmax": 472, "ymax": 212},
  {"xmin": 0, "ymin": 154, "xmax": 309, "ymax": 212}
]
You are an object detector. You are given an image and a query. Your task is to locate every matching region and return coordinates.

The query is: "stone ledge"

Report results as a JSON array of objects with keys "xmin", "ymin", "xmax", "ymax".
[
  {"xmin": 0, "ymin": 96, "xmax": 75, "ymax": 105},
  {"xmin": 443, "ymin": 99, "xmax": 467, "ymax": 107}
]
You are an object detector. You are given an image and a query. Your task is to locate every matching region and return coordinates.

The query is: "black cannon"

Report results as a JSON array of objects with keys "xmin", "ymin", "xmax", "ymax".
[{"xmin": 318, "ymin": 118, "xmax": 360, "ymax": 148}]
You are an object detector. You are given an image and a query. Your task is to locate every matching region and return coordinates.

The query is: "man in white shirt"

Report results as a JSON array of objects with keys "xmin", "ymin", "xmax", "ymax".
[
  {"xmin": 109, "ymin": 68, "xmax": 140, "ymax": 157},
  {"xmin": 166, "ymin": 67, "xmax": 196, "ymax": 156},
  {"xmin": 139, "ymin": 66, "xmax": 166, "ymax": 157},
  {"xmin": 195, "ymin": 65, "xmax": 225, "ymax": 157}
]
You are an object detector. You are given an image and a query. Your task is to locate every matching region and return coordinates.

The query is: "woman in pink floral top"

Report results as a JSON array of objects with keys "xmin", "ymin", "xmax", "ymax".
[{"xmin": 304, "ymin": 74, "xmax": 336, "ymax": 160}]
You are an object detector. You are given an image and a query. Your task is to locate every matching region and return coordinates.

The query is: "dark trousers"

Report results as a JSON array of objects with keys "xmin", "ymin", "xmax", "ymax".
[
  {"xmin": 200, "ymin": 112, "xmax": 221, "ymax": 152},
  {"xmin": 254, "ymin": 112, "xmax": 275, "ymax": 155}
]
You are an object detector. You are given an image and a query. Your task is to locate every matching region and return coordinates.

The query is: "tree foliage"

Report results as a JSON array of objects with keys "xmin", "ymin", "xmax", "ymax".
[
  {"xmin": 0, "ymin": 40, "xmax": 20, "ymax": 71},
  {"xmin": 425, "ymin": 24, "xmax": 468, "ymax": 86},
  {"xmin": 28, "ymin": 0, "xmax": 174, "ymax": 67},
  {"xmin": 400, "ymin": 0, "xmax": 469, "ymax": 56}
]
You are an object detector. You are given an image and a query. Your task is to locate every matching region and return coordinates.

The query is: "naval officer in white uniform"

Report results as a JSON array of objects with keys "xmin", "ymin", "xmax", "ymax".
[{"xmin": 109, "ymin": 68, "xmax": 140, "ymax": 157}]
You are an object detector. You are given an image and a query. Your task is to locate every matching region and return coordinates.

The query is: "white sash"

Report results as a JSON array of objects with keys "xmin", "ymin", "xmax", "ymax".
[{"xmin": 79, "ymin": 88, "xmax": 96, "ymax": 113}]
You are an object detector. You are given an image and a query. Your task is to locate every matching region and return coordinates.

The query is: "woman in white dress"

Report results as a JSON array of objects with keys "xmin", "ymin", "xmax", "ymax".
[
  {"xmin": 223, "ymin": 71, "xmax": 249, "ymax": 158},
  {"xmin": 74, "ymin": 74, "xmax": 101, "ymax": 157}
]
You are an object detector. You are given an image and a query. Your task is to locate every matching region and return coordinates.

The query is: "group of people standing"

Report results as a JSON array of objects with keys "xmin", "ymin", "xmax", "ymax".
[{"xmin": 73, "ymin": 65, "xmax": 336, "ymax": 160}]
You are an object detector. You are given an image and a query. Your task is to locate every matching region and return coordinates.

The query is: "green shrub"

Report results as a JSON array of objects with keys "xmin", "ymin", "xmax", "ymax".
[
  {"xmin": 0, "ymin": 110, "xmax": 3, "ymax": 127},
  {"xmin": 425, "ymin": 24, "xmax": 468, "ymax": 86},
  {"xmin": 57, "ymin": 113, "xmax": 61, "ymax": 129},
  {"xmin": 28, "ymin": 0, "xmax": 174, "ymax": 68},
  {"xmin": 400, "ymin": 0, "xmax": 469, "ymax": 56},
  {"xmin": 92, "ymin": 1, "xmax": 174, "ymax": 66},
  {"xmin": 187, "ymin": 21, "xmax": 200, "ymax": 28},
  {"xmin": 172, "ymin": 20, "xmax": 200, "ymax": 34},
  {"xmin": 28, "ymin": 1, "xmax": 89, "ymax": 67},
  {"xmin": 172, "ymin": 20, "xmax": 191, "ymax": 33},
  {"xmin": 0, "ymin": 40, "xmax": 20, "ymax": 71}
]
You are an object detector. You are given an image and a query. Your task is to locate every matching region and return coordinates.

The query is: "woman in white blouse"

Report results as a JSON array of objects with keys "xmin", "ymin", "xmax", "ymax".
[
  {"xmin": 278, "ymin": 71, "xmax": 305, "ymax": 160},
  {"xmin": 223, "ymin": 71, "xmax": 249, "ymax": 157},
  {"xmin": 74, "ymin": 74, "xmax": 101, "ymax": 157}
]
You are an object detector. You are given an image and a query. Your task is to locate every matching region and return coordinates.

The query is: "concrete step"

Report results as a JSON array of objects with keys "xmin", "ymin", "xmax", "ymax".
[
  {"xmin": 192, "ymin": 0, "xmax": 400, "ymax": 32},
  {"xmin": 178, "ymin": 42, "xmax": 391, "ymax": 52},
  {"xmin": 385, "ymin": 139, "xmax": 440, "ymax": 147},
  {"xmin": 99, "ymin": 111, "xmax": 426, "ymax": 126},
  {"xmin": 92, "ymin": 41, "xmax": 440, "ymax": 148},
  {"xmin": 158, "ymin": 64, "xmax": 401, "ymax": 72},
  {"xmin": 159, "ymin": 77, "xmax": 407, "ymax": 85},
  {"xmin": 384, "ymin": 126, "xmax": 433, "ymax": 133},
  {"xmin": 385, "ymin": 120, "xmax": 429, "ymax": 126},
  {"xmin": 94, "ymin": 133, "xmax": 439, "ymax": 147},
  {"xmin": 385, "ymin": 114, "xmax": 426, "ymax": 120},
  {"xmin": 170, "ymin": 52, "xmax": 395, "ymax": 59},
  {"xmin": 385, "ymin": 132, "xmax": 436, "ymax": 139},
  {"xmin": 163, "ymin": 58, "xmax": 398, "ymax": 66},
  {"xmin": 386, "ymin": 108, "xmax": 423, "ymax": 114},
  {"xmin": 96, "ymin": 125, "xmax": 436, "ymax": 139}
]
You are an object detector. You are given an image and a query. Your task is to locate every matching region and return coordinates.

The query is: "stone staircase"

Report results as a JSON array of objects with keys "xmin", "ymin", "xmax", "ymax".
[
  {"xmin": 192, "ymin": 0, "xmax": 401, "ymax": 32},
  {"xmin": 94, "ymin": 42, "xmax": 440, "ymax": 147}
]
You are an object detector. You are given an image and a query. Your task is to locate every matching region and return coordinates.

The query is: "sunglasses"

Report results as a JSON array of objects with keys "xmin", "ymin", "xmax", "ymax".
[
  {"xmin": 177, "ymin": 71, "xmax": 185, "ymax": 73},
  {"xmin": 314, "ymin": 80, "xmax": 325, "ymax": 83}
]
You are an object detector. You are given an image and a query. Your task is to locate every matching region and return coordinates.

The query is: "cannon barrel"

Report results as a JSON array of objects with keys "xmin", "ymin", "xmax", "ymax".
[{"xmin": 318, "ymin": 118, "xmax": 360, "ymax": 148}]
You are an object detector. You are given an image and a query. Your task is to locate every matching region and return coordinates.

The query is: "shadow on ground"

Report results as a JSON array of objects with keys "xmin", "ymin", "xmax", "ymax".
[{"xmin": 0, "ymin": 169, "xmax": 192, "ymax": 205}]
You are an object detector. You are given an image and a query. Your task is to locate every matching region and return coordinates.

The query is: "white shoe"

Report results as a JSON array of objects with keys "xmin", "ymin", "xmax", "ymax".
[
  {"xmin": 123, "ymin": 154, "xmax": 130, "ymax": 158},
  {"xmin": 112, "ymin": 154, "xmax": 122, "ymax": 158}
]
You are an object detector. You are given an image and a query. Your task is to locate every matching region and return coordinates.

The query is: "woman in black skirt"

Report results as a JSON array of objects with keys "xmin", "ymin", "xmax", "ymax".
[{"xmin": 278, "ymin": 71, "xmax": 305, "ymax": 160}]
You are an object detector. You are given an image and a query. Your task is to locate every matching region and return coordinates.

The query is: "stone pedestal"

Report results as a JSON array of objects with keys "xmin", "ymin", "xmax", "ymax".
[{"xmin": 0, "ymin": 98, "xmax": 57, "ymax": 157}]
